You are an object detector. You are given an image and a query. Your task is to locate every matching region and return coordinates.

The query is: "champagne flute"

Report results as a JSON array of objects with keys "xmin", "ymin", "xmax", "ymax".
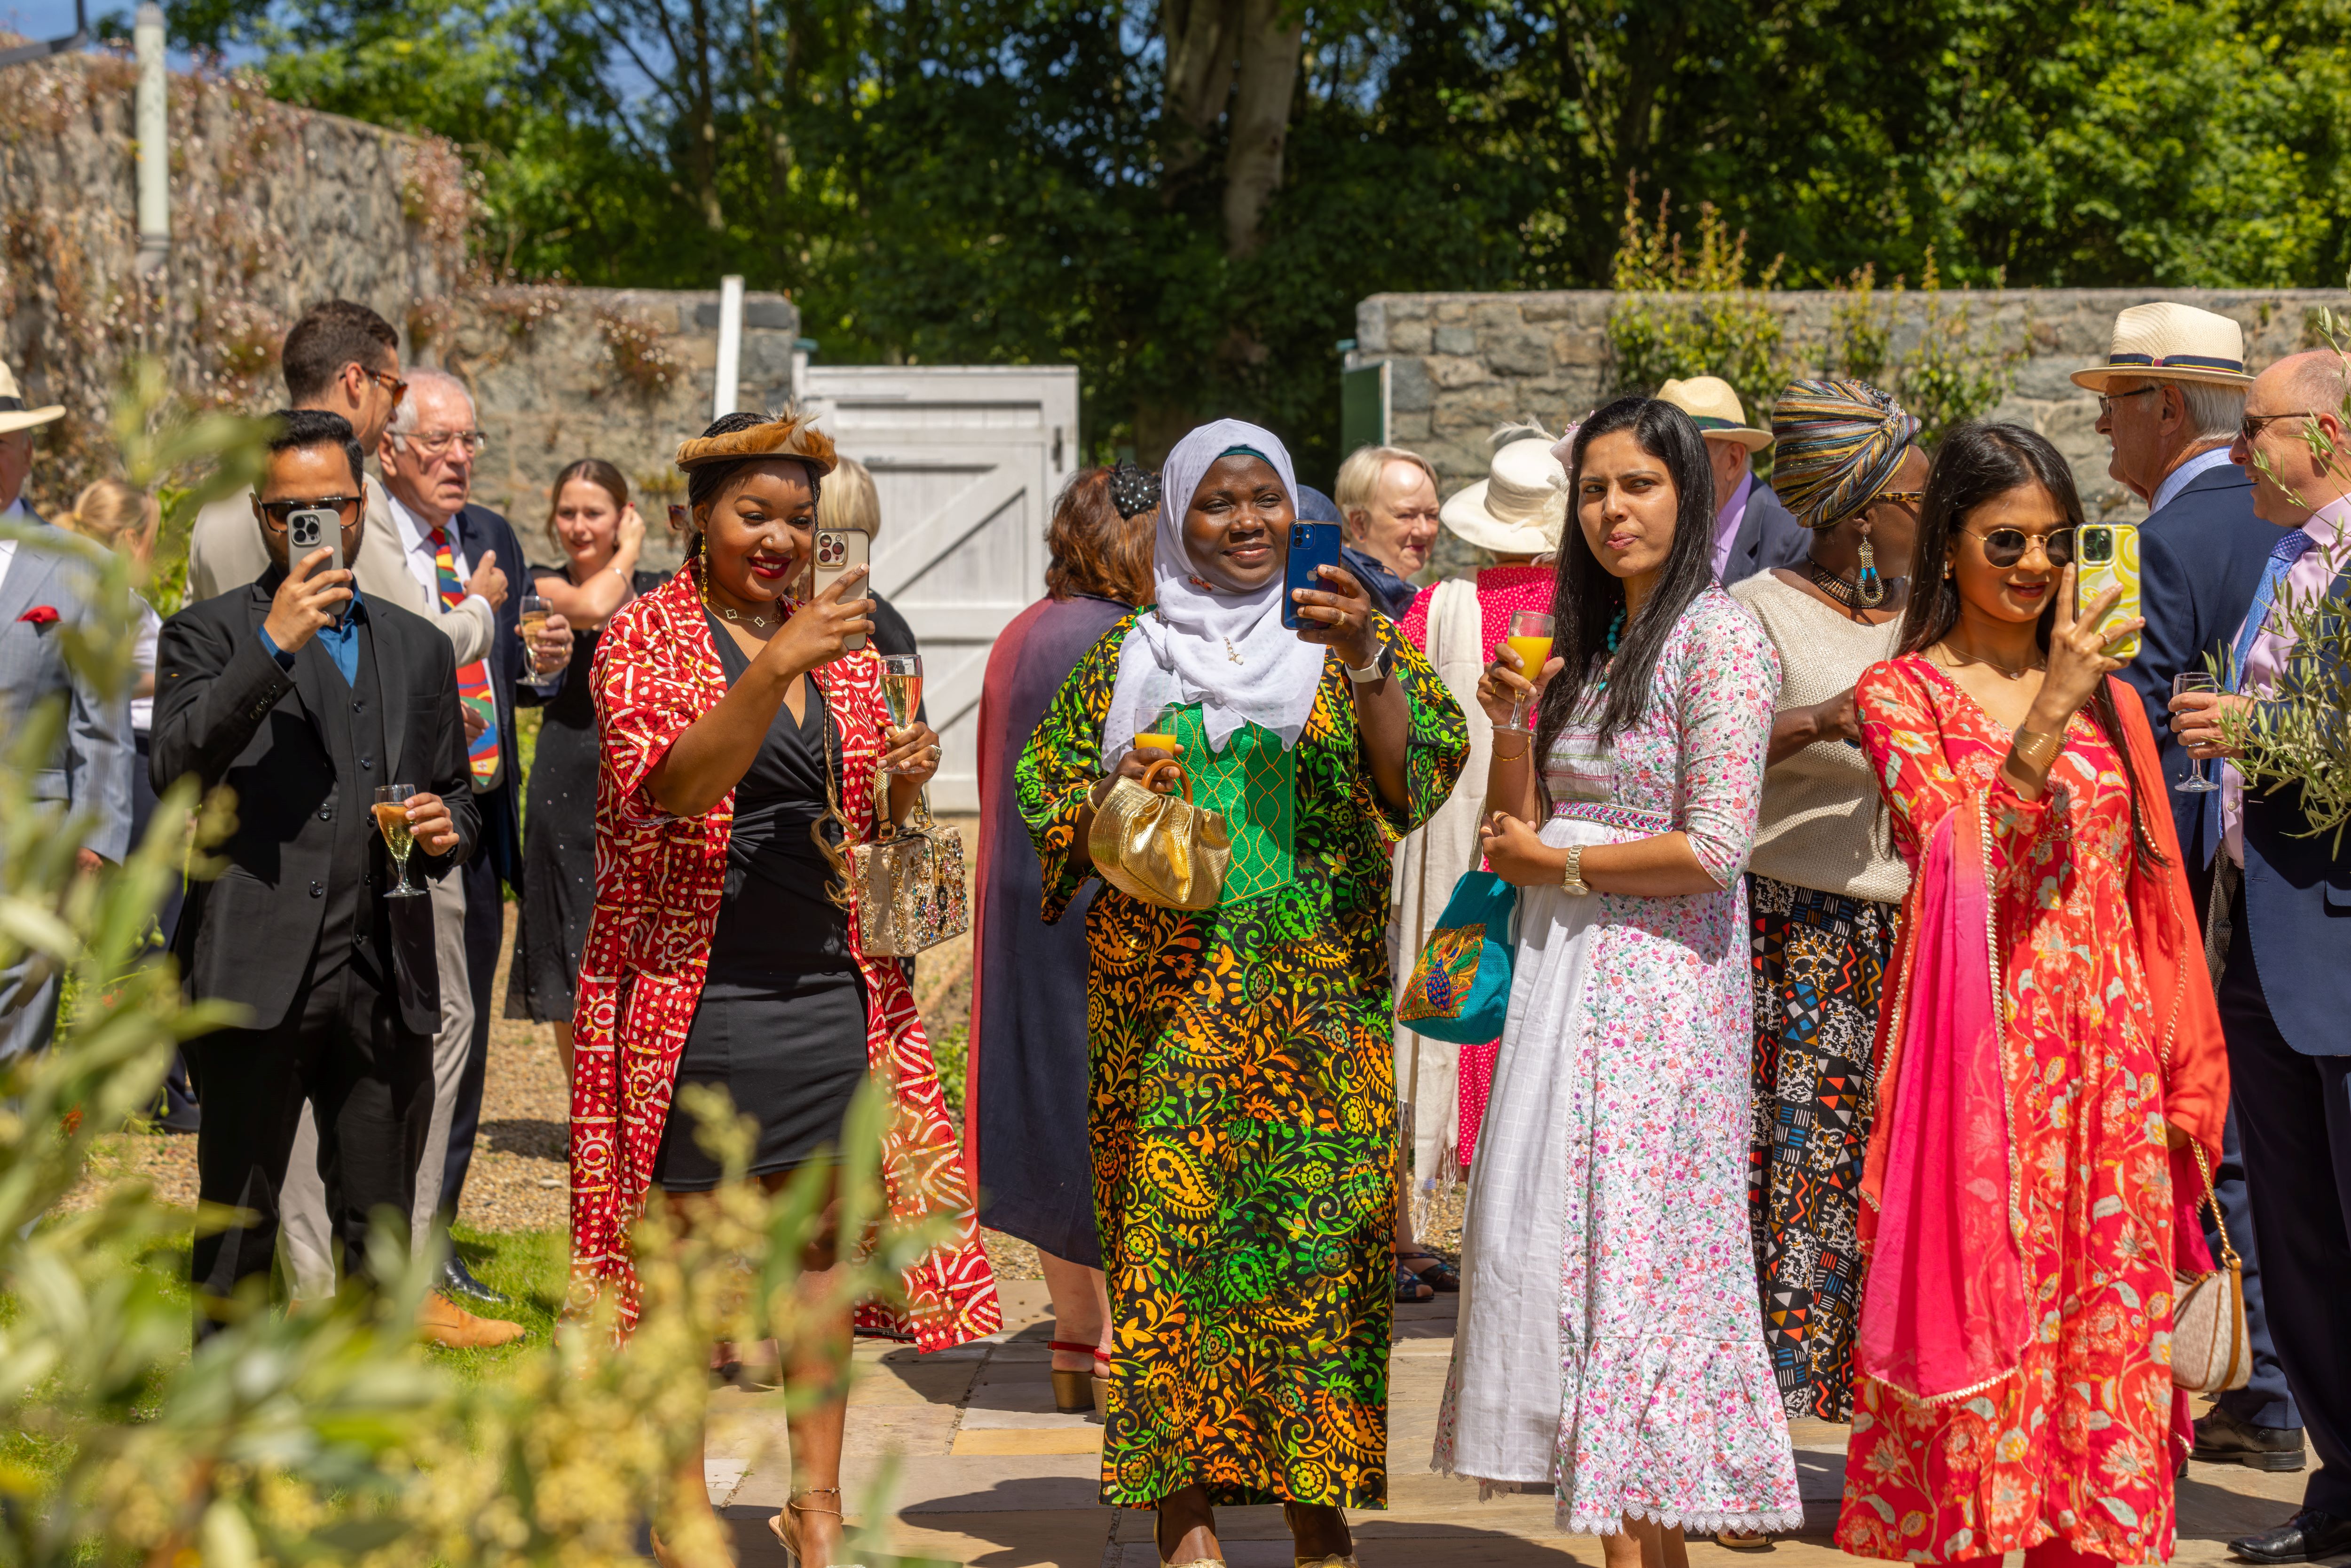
[
  {"xmin": 1497, "ymin": 609, "xmax": 1555, "ymax": 735},
  {"xmin": 879, "ymin": 653, "xmax": 923, "ymax": 772},
  {"xmin": 518, "ymin": 591, "xmax": 560, "ymax": 693},
  {"xmin": 373, "ymin": 783, "xmax": 428, "ymax": 898},
  {"xmin": 2173, "ymin": 671, "xmax": 2222, "ymax": 793}
]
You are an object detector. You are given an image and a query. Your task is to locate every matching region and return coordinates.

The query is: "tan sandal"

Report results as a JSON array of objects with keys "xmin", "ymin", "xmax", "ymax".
[
  {"xmin": 1281, "ymin": 1501, "xmax": 1359, "ymax": 1568},
  {"xmin": 1047, "ymin": 1339, "xmax": 1108, "ymax": 1414},
  {"xmin": 767, "ymin": 1488, "xmax": 867, "ymax": 1568}
]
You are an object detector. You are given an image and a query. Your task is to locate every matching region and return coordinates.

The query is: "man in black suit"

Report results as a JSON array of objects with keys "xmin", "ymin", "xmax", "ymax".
[
  {"xmin": 152, "ymin": 410, "xmax": 481, "ymax": 1337},
  {"xmin": 377, "ymin": 370, "xmax": 569, "ymax": 1302},
  {"xmin": 2077, "ymin": 305, "xmax": 2307, "ymax": 1481}
]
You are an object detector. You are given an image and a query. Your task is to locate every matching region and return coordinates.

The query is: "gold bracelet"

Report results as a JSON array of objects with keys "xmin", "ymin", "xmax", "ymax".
[
  {"xmin": 1491, "ymin": 739, "xmax": 1531, "ymax": 763},
  {"xmin": 2011, "ymin": 726, "xmax": 2064, "ymax": 772}
]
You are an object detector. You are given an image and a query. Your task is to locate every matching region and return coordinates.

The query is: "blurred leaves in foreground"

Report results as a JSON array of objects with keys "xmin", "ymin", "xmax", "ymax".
[{"xmin": 0, "ymin": 359, "xmax": 937, "ymax": 1566}]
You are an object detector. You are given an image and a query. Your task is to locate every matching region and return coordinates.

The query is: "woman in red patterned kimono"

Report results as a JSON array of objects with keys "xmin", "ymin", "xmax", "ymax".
[
  {"xmin": 1840, "ymin": 422, "xmax": 2228, "ymax": 1568},
  {"xmin": 568, "ymin": 412, "xmax": 1000, "ymax": 1568}
]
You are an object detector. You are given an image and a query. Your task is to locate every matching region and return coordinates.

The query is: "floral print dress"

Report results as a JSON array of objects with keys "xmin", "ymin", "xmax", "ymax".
[
  {"xmin": 1837, "ymin": 657, "xmax": 2193, "ymax": 1565},
  {"xmin": 1434, "ymin": 587, "xmax": 1804, "ymax": 1535},
  {"xmin": 1017, "ymin": 612, "xmax": 1466, "ymax": 1510}
]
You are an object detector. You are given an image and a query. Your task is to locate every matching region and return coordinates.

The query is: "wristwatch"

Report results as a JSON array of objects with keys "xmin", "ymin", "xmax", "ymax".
[
  {"xmin": 1343, "ymin": 645, "xmax": 1392, "ymax": 685},
  {"xmin": 1560, "ymin": 843, "xmax": 1591, "ymax": 896}
]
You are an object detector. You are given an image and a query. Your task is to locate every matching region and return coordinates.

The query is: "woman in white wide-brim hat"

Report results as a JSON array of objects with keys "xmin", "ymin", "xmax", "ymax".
[{"xmin": 1389, "ymin": 427, "xmax": 1566, "ymax": 1239}]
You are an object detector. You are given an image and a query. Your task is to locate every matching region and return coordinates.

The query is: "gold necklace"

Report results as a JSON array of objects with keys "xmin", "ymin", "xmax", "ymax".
[{"xmin": 714, "ymin": 602, "xmax": 776, "ymax": 630}]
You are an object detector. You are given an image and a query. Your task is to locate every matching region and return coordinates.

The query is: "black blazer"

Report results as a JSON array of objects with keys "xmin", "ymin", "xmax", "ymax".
[
  {"xmin": 1721, "ymin": 484, "xmax": 1812, "ymax": 585},
  {"xmin": 451, "ymin": 501, "xmax": 548, "ymax": 894},
  {"xmin": 2116, "ymin": 461, "xmax": 2274, "ymax": 873},
  {"xmin": 150, "ymin": 575, "xmax": 480, "ymax": 1035}
]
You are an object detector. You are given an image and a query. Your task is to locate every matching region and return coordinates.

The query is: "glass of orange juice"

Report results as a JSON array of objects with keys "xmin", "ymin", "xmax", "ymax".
[
  {"xmin": 1134, "ymin": 731, "xmax": 1180, "ymax": 754},
  {"xmin": 1498, "ymin": 609, "xmax": 1554, "ymax": 734}
]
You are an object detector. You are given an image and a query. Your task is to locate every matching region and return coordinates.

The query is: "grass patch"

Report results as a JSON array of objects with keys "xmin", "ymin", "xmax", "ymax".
[{"xmin": 427, "ymin": 1226, "xmax": 568, "ymax": 1379}]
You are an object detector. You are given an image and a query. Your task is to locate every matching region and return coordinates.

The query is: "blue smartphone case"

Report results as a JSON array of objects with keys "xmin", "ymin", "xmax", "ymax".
[{"xmin": 1282, "ymin": 522, "xmax": 1343, "ymax": 629}]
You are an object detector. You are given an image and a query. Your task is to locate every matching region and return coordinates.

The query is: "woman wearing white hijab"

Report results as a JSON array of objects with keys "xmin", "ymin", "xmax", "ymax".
[{"xmin": 1018, "ymin": 421, "xmax": 1467, "ymax": 1568}]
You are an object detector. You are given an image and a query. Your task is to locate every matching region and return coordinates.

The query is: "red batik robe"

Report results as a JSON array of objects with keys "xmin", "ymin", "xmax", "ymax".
[{"xmin": 567, "ymin": 566, "xmax": 999, "ymax": 1348}]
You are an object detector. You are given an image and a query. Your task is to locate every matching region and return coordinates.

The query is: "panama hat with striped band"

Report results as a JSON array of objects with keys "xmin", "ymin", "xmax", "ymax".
[
  {"xmin": 2071, "ymin": 302, "xmax": 2254, "ymax": 391},
  {"xmin": 1654, "ymin": 376, "xmax": 1772, "ymax": 450},
  {"xmin": 0, "ymin": 361, "xmax": 63, "ymax": 436}
]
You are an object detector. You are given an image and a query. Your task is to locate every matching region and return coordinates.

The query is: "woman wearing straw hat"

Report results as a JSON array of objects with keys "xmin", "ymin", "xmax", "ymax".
[
  {"xmin": 1388, "ymin": 428, "xmax": 1563, "ymax": 1278},
  {"xmin": 1727, "ymin": 379, "xmax": 1926, "ymax": 1474}
]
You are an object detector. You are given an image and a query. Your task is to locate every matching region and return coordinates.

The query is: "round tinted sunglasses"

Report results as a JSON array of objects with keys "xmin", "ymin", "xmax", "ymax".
[{"xmin": 1960, "ymin": 524, "xmax": 2075, "ymax": 567}]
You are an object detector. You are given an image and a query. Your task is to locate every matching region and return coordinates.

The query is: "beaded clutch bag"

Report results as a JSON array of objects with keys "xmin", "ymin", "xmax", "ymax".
[{"xmin": 850, "ymin": 795, "xmax": 970, "ymax": 956}]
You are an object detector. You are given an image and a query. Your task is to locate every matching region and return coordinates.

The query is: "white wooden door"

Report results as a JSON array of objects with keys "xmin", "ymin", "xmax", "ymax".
[{"xmin": 802, "ymin": 365, "xmax": 1080, "ymax": 812}]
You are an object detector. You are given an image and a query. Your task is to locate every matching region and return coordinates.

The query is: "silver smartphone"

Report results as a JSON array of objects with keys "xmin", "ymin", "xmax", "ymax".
[
  {"xmin": 812, "ymin": 526, "xmax": 870, "ymax": 652},
  {"xmin": 284, "ymin": 507, "xmax": 344, "ymax": 575}
]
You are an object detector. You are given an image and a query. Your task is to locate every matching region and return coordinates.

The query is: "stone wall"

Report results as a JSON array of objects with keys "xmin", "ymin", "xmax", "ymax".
[
  {"xmin": 1350, "ymin": 287, "xmax": 2349, "ymax": 573},
  {"xmin": 0, "ymin": 51, "xmax": 797, "ymax": 567}
]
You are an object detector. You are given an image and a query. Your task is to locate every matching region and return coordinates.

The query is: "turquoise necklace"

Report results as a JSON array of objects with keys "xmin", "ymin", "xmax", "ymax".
[{"xmin": 1592, "ymin": 605, "xmax": 1626, "ymax": 690}]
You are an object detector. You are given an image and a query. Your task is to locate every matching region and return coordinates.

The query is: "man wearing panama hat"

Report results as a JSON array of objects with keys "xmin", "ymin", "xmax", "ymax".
[
  {"xmin": 1655, "ymin": 375, "xmax": 1809, "ymax": 584},
  {"xmin": 2077, "ymin": 302, "xmax": 2305, "ymax": 1482},
  {"xmin": 0, "ymin": 359, "xmax": 134, "ymax": 1060}
]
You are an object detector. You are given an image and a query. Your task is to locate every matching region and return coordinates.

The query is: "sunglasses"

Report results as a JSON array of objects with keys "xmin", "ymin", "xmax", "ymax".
[
  {"xmin": 363, "ymin": 367, "xmax": 409, "ymax": 405},
  {"xmin": 2239, "ymin": 410, "xmax": 2324, "ymax": 444},
  {"xmin": 1868, "ymin": 489, "xmax": 1925, "ymax": 508},
  {"xmin": 257, "ymin": 495, "xmax": 363, "ymax": 530},
  {"xmin": 1960, "ymin": 524, "xmax": 2075, "ymax": 567}
]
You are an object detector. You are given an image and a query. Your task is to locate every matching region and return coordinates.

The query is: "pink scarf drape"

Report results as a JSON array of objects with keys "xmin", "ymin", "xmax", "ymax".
[{"xmin": 1854, "ymin": 794, "xmax": 2032, "ymax": 1403}]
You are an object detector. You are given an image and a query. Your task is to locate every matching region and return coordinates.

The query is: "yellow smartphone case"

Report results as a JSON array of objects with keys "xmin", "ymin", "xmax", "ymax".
[{"xmin": 2077, "ymin": 521, "xmax": 2142, "ymax": 660}]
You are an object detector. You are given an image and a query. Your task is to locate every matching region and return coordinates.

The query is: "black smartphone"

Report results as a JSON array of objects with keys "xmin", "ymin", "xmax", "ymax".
[{"xmin": 1282, "ymin": 521, "xmax": 1343, "ymax": 630}]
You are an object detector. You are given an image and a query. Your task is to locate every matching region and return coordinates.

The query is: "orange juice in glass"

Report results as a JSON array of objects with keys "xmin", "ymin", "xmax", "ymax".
[
  {"xmin": 1498, "ymin": 610, "xmax": 1554, "ymax": 733},
  {"xmin": 1134, "ymin": 731, "xmax": 1181, "ymax": 755}
]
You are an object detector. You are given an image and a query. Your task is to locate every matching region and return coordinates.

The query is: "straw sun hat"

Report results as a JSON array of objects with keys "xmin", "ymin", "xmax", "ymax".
[
  {"xmin": 0, "ymin": 361, "xmax": 64, "ymax": 436},
  {"xmin": 1439, "ymin": 433, "xmax": 1567, "ymax": 556},
  {"xmin": 1655, "ymin": 376, "xmax": 1773, "ymax": 450},
  {"xmin": 2070, "ymin": 302, "xmax": 2254, "ymax": 392}
]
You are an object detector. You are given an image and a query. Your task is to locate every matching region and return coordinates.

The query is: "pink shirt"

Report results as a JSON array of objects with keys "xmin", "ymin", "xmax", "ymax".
[
  {"xmin": 1397, "ymin": 564, "xmax": 1559, "ymax": 658},
  {"xmin": 2223, "ymin": 496, "xmax": 2348, "ymax": 865}
]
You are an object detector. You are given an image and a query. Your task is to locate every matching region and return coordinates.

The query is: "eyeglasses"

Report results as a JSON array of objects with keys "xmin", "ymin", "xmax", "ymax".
[
  {"xmin": 2239, "ymin": 410, "xmax": 2325, "ymax": 444},
  {"xmin": 257, "ymin": 495, "xmax": 363, "ymax": 530},
  {"xmin": 363, "ymin": 367, "xmax": 409, "ymax": 406},
  {"xmin": 1960, "ymin": 524, "xmax": 2075, "ymax": 567},
  {"xmin": 397, "ymin": 429, "xmax": 488, "ymax": 457},
  {"xmin": 1867, "ymin": 489, "xmax": 1925, "ymax": 509},
  {"xmin": 2096, "ymin": 386, "xmax": 2160, "ymax": 418}
]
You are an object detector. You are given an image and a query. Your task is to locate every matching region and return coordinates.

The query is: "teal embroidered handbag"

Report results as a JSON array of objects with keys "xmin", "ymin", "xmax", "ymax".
[{"xmin": 1395, "ymin": 869, "xmax": 1517, "ymax": 1044}]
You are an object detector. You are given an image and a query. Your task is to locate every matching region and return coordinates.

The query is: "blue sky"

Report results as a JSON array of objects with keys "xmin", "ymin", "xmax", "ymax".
[{"xmin": 3, "ymin": 0, "xmax": 252, "ymax": 66}]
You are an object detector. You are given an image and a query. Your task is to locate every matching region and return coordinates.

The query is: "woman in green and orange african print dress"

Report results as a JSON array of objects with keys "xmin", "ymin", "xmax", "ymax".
[{"xmin": 1018, "ymin": 420, "xmax": 1465, "ymax": 1568}]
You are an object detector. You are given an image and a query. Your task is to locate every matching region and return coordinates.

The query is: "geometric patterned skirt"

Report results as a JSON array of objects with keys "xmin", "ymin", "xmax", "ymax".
[{"xmin": 1743, "ymin": 873, "xmax": 1896, "ymax": 1423}]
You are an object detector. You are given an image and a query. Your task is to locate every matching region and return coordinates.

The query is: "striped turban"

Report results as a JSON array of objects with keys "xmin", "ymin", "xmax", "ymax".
[{"xmin": 1768, "ymin": 379, "xmax": 1921, "ymax": 529}]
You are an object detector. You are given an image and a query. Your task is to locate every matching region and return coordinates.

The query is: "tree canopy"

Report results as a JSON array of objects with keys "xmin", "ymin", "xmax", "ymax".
[{"xmin": 173, "ymin": 0, "xmax": 2351, "ymax": 473}]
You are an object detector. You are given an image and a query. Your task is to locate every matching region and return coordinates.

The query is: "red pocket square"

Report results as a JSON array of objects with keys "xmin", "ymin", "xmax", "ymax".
[{"xmin": 17, "ymin": 605, "xmax": 58, "ymax": 626}]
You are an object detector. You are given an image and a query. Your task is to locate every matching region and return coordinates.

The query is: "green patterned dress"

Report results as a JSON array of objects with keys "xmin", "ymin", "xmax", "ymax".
[{"xmin": 1016, "ymin": 612, "xmax": 1467, "ymax": 1509}]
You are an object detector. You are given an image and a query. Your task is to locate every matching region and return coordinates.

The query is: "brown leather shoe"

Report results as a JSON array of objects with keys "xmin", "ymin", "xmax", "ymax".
[{"xmin": 417, "ymin": 1291, "xmax": 525, "ymax": 1348}]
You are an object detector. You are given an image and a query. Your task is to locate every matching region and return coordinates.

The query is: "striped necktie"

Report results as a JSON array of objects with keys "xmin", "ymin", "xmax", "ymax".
[
  {"xmin": 431, "ymin": 524, "xmax": 502, "ymax": 787},
  {"xmin": 2227, "ymin": 528, "xmax": 2315, "ymax": 690}
]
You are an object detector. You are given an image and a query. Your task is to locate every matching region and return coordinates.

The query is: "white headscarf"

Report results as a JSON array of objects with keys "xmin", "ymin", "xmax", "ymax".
[{"xmin": 1101, "ymin": 419, "xmax": 1329, "ymax": 766}]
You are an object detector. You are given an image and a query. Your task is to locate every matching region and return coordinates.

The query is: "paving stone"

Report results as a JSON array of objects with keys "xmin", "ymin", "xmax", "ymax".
[{"xmin": 952, "ymin": 1427, "xmax": 1104, "ymax": 1456}]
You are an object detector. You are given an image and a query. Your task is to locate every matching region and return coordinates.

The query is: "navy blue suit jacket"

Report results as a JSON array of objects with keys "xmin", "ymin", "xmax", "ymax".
[
  {"xmin": 1721, "ymin": 484, "xmax": 1811, "ymax": 585},
  {"xmin": 2117, "ymin": 461, "xmax": 2273, "ymax": 875},
  {"xmin": 450, "ymin": 501, "xmax": 550, "ymax": 895},
  {"xmin": 2236, "ymin": 566, "xmax": 2351, "ymax": 1057}
]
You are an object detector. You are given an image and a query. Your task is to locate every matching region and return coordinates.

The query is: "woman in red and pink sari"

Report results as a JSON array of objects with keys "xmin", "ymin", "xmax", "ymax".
[{"xmin": 1842, "ymin": 422, "xmax": 2228, "ymax": 1568}]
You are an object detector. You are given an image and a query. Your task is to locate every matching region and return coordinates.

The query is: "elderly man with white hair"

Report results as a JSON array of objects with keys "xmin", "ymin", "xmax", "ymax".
[{"xmin": 376, "ymin": 368, "xmax": 568, "ymax": 1305}]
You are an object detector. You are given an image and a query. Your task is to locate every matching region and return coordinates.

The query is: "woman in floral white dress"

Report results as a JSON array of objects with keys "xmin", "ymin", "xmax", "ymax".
[{"xmin": 1435, "ymin": 396, "xmax": 1803, "ymax": 1568}]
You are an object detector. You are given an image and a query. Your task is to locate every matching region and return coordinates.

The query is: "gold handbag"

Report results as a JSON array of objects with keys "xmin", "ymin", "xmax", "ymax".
[
  {"xmin": 2173, "ymin": 1140, "xmax": 2252, "ymax": 1394},
  {"xmin": 1089, "ymin": 759, "xmax": 1231, "ymax": 911}
]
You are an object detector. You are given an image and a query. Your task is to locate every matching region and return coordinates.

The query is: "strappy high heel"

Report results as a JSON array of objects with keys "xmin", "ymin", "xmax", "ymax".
[
  {"xmin": 767, "ymin": 1488, "xmax": 866, "ymax": 1568},
  {"xmin": 1048, "ymin": 1339, "xmax": 1110, "ymax": 1414}
]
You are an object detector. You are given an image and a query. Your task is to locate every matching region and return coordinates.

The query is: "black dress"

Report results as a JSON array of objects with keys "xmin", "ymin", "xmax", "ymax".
[
  {"xmin": 650, "ymin": 613, "xmax": 870, "ymax": 1190},
  {"xmin": 508, "ymin": 567, "xmax": 668, "ymax": 1024}
]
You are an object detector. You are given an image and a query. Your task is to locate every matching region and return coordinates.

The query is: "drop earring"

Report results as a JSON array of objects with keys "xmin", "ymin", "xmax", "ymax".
[{"xmin": 1856, "ymin": 527, "xmax": 1885, "ymax": 607}]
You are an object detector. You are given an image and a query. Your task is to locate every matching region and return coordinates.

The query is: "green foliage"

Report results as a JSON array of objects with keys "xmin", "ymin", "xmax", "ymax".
[
  {"xmin": 1606, "ymin": 188, "xmax": 1795, "ymax": 422},
  {"xmin": 0, "ymin": 361, "xmax": 941, "ymax": 1564},
  {"xmin": 168, "ymin": 0, "xmax": 2351, "ymax": 468},
  {"xmin": 1892, "ymin": 252, "xmax": 2026, "ymax": 444}
]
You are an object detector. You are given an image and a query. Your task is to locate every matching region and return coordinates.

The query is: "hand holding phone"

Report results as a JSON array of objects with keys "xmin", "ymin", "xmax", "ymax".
[
  {"xmin": 2075, "ymin": 522, "xmax": 2143, "ymax": 661},
  {"xmin": 1282, "ymin": 521, "xmax": 1344, "ymax": 631},
  {"xmin": 812, "ymin": 527, "xmax": 872, "ymax": 652}
]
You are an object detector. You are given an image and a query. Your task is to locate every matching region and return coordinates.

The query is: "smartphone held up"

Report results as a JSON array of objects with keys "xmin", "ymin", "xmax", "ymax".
[{"xmin": 2075, "ymin": 522, "xmax": 2142, "ymax": 661}]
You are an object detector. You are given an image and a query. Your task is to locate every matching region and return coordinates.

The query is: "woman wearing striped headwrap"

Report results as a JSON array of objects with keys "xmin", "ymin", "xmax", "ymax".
[{"xmin": 1725, "ymin": 379, "xmax": 1926, "ymax": 1453}]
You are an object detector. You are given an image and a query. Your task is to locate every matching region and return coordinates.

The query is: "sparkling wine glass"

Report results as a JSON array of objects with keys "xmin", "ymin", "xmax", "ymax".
[
  {"xmin": 373, "ymin": 783, "xmax": 427, "ymax": 898},
  {"xmin": 879, "ymin": 653, "xmax": 923, "ymax": 772},
  {"xmin": 518, "ymin": 592, "xmax": 561, "ymax": 693},
  {"xmin": 2173, "ymin": 671, "xmax": 2221, "ymax": 793}
]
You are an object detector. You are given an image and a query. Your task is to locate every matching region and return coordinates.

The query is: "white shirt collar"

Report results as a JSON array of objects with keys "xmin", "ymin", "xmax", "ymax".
[{"xmin": 2148, "ymin": 445, "xmax": 2238, "ymax": 516}]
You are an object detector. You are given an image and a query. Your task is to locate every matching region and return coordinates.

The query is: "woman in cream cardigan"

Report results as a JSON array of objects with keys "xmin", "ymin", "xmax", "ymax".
[{"xmin": 1387, "ymin": 428, "xmax": 1563, "ymax": 1284}]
